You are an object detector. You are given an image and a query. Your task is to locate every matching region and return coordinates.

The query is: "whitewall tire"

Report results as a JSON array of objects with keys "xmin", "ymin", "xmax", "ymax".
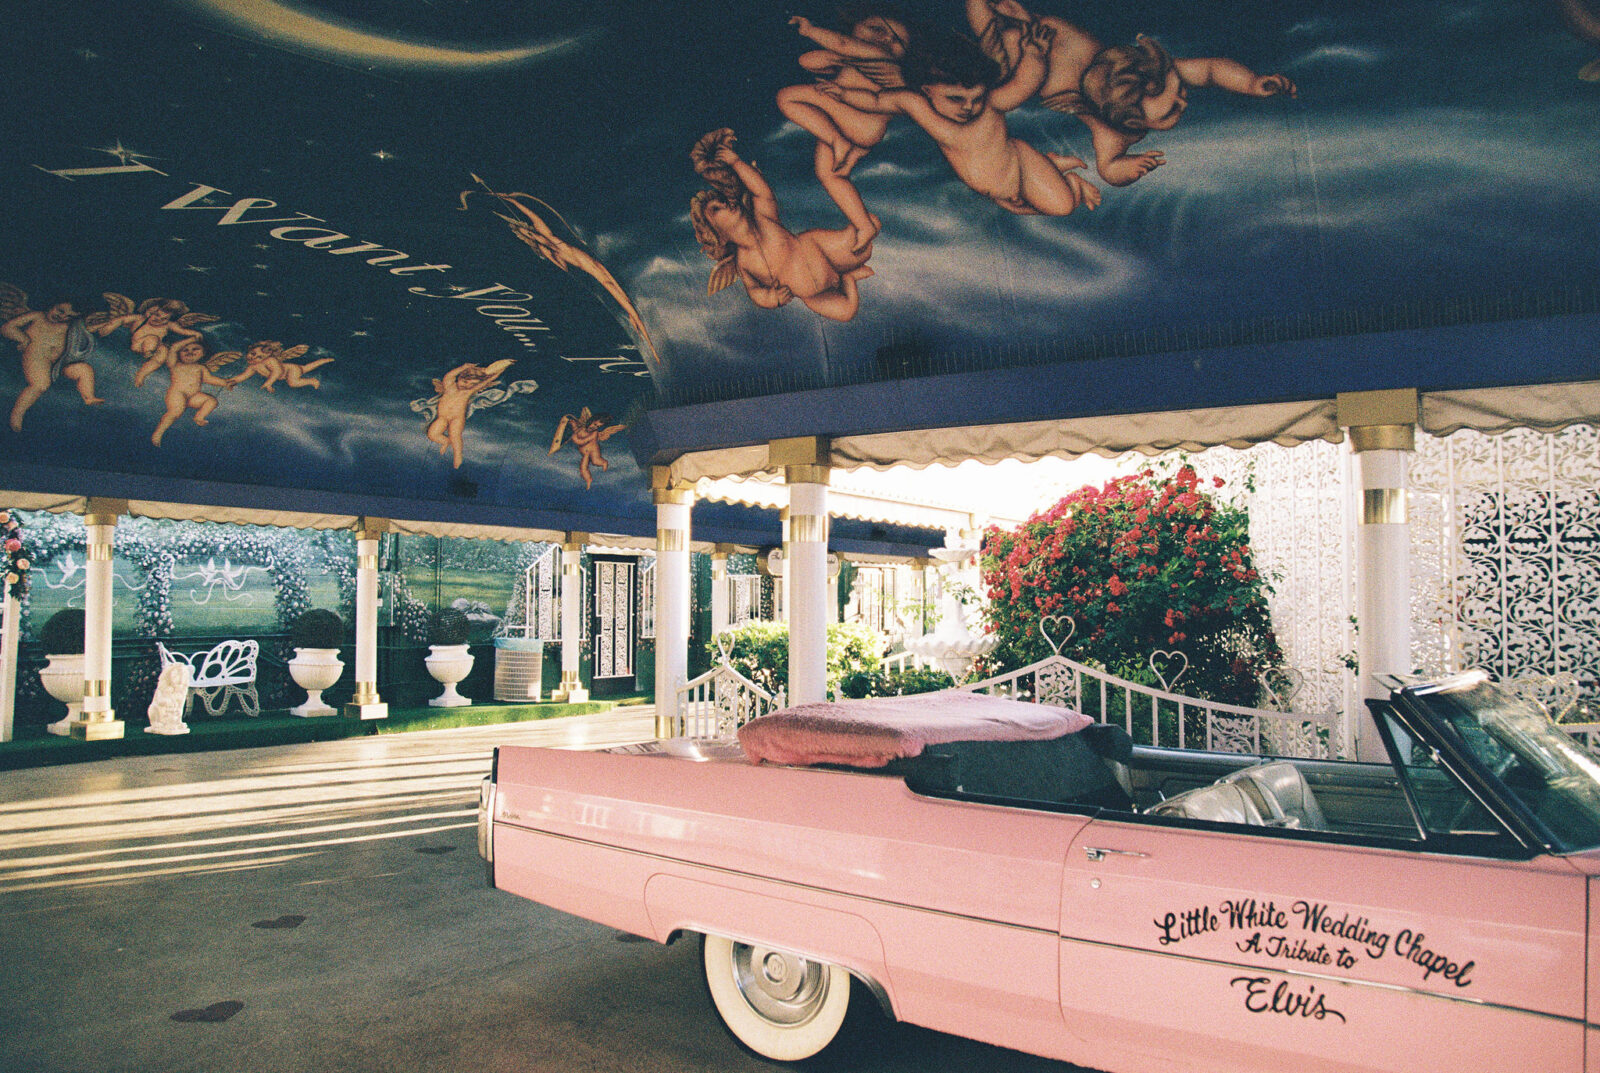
[{"xmin": 700, "ymin": 933, "xmax": 852, "ymax": 1062}]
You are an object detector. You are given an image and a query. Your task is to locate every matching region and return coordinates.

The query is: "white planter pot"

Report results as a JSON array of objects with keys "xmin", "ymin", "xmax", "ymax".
[
  {"xmin": 288, "ymin": 647, "xmax": 343, "ymax": 717},
  {"xmin": 425, "ymin": 644, "xmax": 474, "ymax": 707},
  {"xmin": 39, "ymin": 652, "xmax": 85, "ymax": 736}
]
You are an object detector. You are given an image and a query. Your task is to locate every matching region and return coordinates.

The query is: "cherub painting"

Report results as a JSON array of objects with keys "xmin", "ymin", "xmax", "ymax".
[
  {"xmin": 549, "ymin": 407, "xmax": 625, "ymax": 490},
  {"xmin": 1558, "ymin": 0, "xmax": 1600, "ymax": 79},
  {"xmin": 226, "ymin": 341, "xmax": 334, "ymax": 392},
  {"xmin": 820, "ymin": 26, "xmax": 1100, "ymax": 216},
  {"xmin": 462, "ymin": 176, "xmax": 662, "ymax": 369},
  {"xmin": 689, "ymin": 128, "xmax": 875, "ymax": 321},
  {"xmin": 964, "ymin": 0, "xmax": 1297, "ymax": 186},
  {"xmin": 425, "ymin": 359, "xmax": 514, "ymax": 469},
  {"xmin": 85, "ymin": 294, "xmax": 218, "ymax": 387},
  {"xmin": 152, "ymin": 339, "xmax": 236, "ymax": 447},
  {"xmin": 776, "ymin": 7, "xmax": 910, "ymax": 247},
  {"xmin": 0, "ymin": 284, "xmax": 104, "ymax": 432}
]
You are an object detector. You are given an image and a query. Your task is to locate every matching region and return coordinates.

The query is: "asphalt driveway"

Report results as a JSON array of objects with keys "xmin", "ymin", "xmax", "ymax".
[{"xmin": 0, "ymin": 712, "xmax": 1090, "ymax": 1073}]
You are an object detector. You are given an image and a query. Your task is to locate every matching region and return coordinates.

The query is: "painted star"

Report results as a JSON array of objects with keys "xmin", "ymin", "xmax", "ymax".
[
  {"xmin": 170, "ymin": 236, "xmax": 187, "ymax": 243},
  {"xmin": 95, "ymin": 141, "xmax": 156, "ymax": 167},
  {"xmin": 350, "ymin": 330, "xmax": 371, "ymax": 337},
  {"xmin": 184, "ymin": 265, "xmax": 214, "ymax": 274},
  {"xmin": 253, "ymin": 244, "xmax": 271, "ymax": 251},
  {"xmin": 252, "ymin": 264, "xmax": 271, "ymax": 270},
  {"xmin": 373, "ymin": 149, "xmax": 395, "ymax": 162},
  {"xmin": 76, "ymin": 49, "xmax": 100, "ymax": 60}
]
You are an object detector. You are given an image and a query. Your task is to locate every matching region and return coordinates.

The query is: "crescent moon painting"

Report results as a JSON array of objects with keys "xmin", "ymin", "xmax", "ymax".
[{"xmin": 176, "ymin": 0, "xmax": 584, "ymax": 71}]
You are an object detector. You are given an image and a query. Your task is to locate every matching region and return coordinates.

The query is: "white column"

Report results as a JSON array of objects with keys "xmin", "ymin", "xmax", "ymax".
[
  {"xmin": 1339, "ymin": 390, "xmax": 1418, "ymax": 761},
  {"xmin": 830, "ymin": 562, "xmax": 842, "ymax": 624},
  {"xmin": 552, "ymin": 534, "xmax": 589, "ymax": 702},
  {"xmin": 710, "ymin": 545, "xmax": 731, "ymax": 641},
  {"xmin": 0, "ymin": 591, "xmax": 16, "ymax": 743},
  {"xmin": 71, "ymin": 501, "xmax": 124, "ymax": 740},
  {"xmin": 786, "ymin": 467, "xmax": 831, "ymax": 705},
  {"xmin": 653, "ymin": 470, "xmax": 693, "ymax": 738},
  {"xmin": 344, "ymin": 520, "xmax": 389, "ymax": 720}
]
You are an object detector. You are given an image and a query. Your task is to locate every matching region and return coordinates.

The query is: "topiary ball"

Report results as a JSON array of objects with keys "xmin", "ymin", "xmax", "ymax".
[
  {"xmin": 291, "ymin": 609, "xmax": 345, "ymax": 650},
  {"xmin": 40, "ymin": 608, "xmax": 86, "ymax": 655},
  {"xmin": 429, "ymin": 608, "xmax": 470, "ymax": 646}
]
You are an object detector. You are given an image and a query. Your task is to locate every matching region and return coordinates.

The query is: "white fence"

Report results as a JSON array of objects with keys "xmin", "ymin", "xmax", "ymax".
[
  {"xmin": 674, "ymin": 662, "xmax": 785, "ymax": 739},
  {"xmin": 961, "ymin": 654, "xmax": 1336, "ymax": 759}
]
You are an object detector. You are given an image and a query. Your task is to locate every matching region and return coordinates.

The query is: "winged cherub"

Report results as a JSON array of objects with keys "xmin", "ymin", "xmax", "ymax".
[
  {"xmin": 776, "ymin": 7, "xmax": 910, "ymax": 247},
  {"xmin": 151, "ymin": 338, "xmax": 238, "ymax": 447},
  {"xmin": 226, "ymin": 340, "xmax": 335, "ymax": 392},
  {"xmin": 549, "ymin": 407, "xmax": 625, "ymax": 490},
  {"xmin": 86, "ymin": 294, "xmax": 219, "ymax": 387},
  {"xmin": 426, "ymin": 359, "xmax": 514, "ymax": 469},
  {"xmin": 689, "ymin": 128, "xmax": 874, "ymax": 321},
  {"xmin": 0, "ymin": 283, "xmax": 104, "ymax": 431}
]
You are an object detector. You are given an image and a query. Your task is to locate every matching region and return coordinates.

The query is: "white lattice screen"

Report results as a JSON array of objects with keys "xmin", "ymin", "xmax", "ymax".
[
  {"xmin": 1167, "ymin": 424, "xmax": 1599, "ymax": 742},
  {"xmin": 1410, "ymin": 425, "xmax": 1600, "ymax": 697},
  {"xmin": 1186, "ymin": 440, "xmax": 1355, "ymax": 723}
]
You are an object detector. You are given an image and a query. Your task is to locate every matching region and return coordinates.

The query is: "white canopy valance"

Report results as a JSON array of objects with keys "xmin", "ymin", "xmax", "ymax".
[{"xmin": 667, "ymin": 381, "xmax": 1600, "ymax": 484}]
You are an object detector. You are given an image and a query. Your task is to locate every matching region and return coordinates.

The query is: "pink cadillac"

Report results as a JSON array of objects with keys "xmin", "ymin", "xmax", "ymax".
[{"xmin": 476, "ymin": 670, "xmax": 1600, "ymax": 1071}]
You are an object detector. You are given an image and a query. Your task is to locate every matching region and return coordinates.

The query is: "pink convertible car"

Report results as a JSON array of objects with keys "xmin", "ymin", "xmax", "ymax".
[{"xmin": 476, "ymin": 671, "xmax": 1600, "ymax": 1072}]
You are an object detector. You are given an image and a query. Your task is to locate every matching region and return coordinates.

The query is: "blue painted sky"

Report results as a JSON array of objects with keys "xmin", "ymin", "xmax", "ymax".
[{"xmin": 1, "ymin": 0, "xmax": 1595, "ymax": 530}]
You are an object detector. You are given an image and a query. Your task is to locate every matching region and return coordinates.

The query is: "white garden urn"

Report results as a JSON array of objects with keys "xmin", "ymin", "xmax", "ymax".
[
  {"xmin": 288, "ymin": 648, "xmax": 343, "ymax": 717},
  {"xmin": 39, "ymin": 652, "xmax": 86, "ymax": 736},
  {"xmin": 425, "ymin": 644, "xmax": 474, "ymax": 707}
]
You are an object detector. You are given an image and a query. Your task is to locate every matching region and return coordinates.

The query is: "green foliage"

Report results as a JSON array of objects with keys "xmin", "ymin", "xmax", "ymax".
[
  {"xmin": 708, "ymin": 620, "xmax": 886, "ymax": 697},
  {"xmin": 429, "ymin": 607, "xmax": 470, "ymax": 646},
  {"xmin": 291, "ymin": 609, "xmax": 345, "ymax": 649},
  {"xmin": 40, "ymin": 609, "xmax": 85, "ymax": 654},
  {"xmin": 838, "ymin": 665, "xmax": 956, "ymax": 698},
  {"xmin": 979, "ymin": 465, "xmax": 1282, "ymax": 706}
]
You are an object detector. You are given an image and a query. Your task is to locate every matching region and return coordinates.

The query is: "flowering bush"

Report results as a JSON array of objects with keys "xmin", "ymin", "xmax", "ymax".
[
  {"xmin": 1, "ymin": 510, "xmax": 29, "ymax": 600},
  {"xmin": 980, "ymin": 466, "xmax": 1282, "ymax": 706}
]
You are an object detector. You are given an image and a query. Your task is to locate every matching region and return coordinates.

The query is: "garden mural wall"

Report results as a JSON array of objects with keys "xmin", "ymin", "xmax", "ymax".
[{"xmin": 2, "ymin": 0, "xmax": 1595, "ymax": 537}]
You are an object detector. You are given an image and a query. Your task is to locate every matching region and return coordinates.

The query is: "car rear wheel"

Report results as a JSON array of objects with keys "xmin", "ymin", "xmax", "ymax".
[{"xmin": 700, "ymin": 933, "xmax": 852, "ymax": 1062}]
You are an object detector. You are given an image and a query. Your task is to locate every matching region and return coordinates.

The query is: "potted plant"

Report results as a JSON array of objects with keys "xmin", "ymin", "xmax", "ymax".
[
  {"xmin": 38, "ymin": 608, "xmax": 85, "ymax": 736},
  {"xmin": 288, "ymin": 609, "xmax": 344, "ymax": 717},
  {"xmin": 424, "ymin": 608, "xmax": 473, "ymax": 707}
]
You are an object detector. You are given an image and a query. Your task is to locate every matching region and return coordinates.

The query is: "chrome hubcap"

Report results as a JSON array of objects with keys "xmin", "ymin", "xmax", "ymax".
[{"xmin": 730, "ymin": 942, "xmax": 829, "ymax": 1025}]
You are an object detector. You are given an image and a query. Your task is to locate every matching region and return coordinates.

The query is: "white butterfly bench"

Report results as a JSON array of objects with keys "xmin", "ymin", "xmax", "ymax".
[{"xmin": 156, "ymin": 639, "xmax": 261, "ymax": 718}]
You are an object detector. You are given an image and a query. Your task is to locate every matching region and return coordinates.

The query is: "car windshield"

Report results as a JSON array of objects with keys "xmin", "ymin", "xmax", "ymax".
[{"xmin": 1413, "ymin": 677, "xmax": 1600, "ymax": 853}]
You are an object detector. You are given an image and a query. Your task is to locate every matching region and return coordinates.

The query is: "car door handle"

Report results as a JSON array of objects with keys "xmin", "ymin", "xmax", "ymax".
[{"xmin": 1084, "ymin": 846, "xmax": 1150, "ymax": 862}]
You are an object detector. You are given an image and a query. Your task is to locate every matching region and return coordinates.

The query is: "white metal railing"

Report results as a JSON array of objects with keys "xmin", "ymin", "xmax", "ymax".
[
  {"xmin": 675, "ymin": 662, "xmax": 785, "ymax": 739},
  {"xmin": 880, "ymin": 648, "xmax": 929, "ymax": 674},
  {"xmin": 961, "ymin": 653, "xmax": 1336, "ymax": 759}
]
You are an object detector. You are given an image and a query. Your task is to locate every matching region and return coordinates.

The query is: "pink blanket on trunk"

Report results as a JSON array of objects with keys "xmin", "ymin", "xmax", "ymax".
[{"xmin": 736, "ymin": 689, "xmax": 1093, "ymax": 768}]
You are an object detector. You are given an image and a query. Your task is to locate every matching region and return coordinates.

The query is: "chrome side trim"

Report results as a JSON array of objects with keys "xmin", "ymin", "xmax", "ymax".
[
  {"xmin": 498, "ymin": 822, "xmax": 1058, "ymax": 938},
  {"xmin": 1059, "ymin": 934, "xmax": 1593, "ymax": 1028}
]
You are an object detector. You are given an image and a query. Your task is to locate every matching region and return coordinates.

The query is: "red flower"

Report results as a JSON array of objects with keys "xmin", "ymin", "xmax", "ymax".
[{"xmin": 1107, "ymin": 576, "xmax": 1127, "ymax": 597}]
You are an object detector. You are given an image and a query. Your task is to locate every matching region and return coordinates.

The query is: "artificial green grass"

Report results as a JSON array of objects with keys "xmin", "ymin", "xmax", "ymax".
[{"xmin": 0, "ymin": 699, "xmax": 621, "ymax": 771}]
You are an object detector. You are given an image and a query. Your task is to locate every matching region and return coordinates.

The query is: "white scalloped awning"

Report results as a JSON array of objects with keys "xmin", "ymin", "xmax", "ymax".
[{"xmin": 667, "ymin": 382, "xmax": 1600, "ymax": 484}]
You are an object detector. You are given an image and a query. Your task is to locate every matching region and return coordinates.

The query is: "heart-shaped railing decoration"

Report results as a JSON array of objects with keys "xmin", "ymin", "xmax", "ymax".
[
  {"xmin": 1039, "ymin": 614, "xmax": 1075, "ymax": 657},
  {"xmin": 1148, "ymin": 649, "xmax": 1190, "ymax": 692},
  {"xmin": 1258, "ymin": 667, "xmax": 1305, "ymax": 711}
]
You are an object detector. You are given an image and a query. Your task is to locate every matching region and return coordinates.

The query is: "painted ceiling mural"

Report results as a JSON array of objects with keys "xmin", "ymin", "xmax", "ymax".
[{"xmin": 3, "ymin": 0, "xmax": 1597, "ymax": 534}]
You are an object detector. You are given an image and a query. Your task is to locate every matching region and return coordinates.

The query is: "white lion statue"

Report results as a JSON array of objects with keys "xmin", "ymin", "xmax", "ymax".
[{"xmin": 145, "ymin": 661, "xmax": 193, "ymax": 736}]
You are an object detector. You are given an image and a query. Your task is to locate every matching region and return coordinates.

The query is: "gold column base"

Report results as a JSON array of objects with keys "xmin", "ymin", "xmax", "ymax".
[
  {"xmin": 655, "ymin": 711, "xmax": 678, "ymax": 740},
  {"xmin": 344, "ymin": 700, "xmax": 390, "ymax": 721},
  {"xmin": 344, "ymin": 682, "xmax": 388, "ymax": 720},
  {"xmin": 69, "ymin": 714, "xmax": 124, "ymax": 741},
  {"xmin": 551, "ymin": 670, "xmax": 588, "ymax": 703}
]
